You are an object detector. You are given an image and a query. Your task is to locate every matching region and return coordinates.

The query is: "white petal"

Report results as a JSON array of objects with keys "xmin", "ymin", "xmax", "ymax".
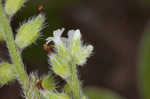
[
  {"xmin": 73, "ymin": 29, "xmax": 81, "ymax": 40},
  {"xmin": 53, "ymin": 28, "xmax": 65, "ymax": 37},
  {"xmin": 68, "ymin": 30, "xmax": 76, "ymax": 40},
  {"xmin": 68, "ymin": 29, "xmax": 81, "ymax": 40},
  {"xmin": 68, "ymin": 29, "xmax": 81, "ymax": 46}
]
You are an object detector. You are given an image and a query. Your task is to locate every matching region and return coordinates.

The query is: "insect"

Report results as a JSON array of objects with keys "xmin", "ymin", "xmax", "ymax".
[
  {"xmin": 36, "ymin": 79, "xmax": 44, "ymax": 90},
  {"xmin": 43, "ymin": 44, "xmax": 52, "ymax": 52},
  {"xmin": 38, "ymin": 5, "xmax": 44, "ymax": 12}
]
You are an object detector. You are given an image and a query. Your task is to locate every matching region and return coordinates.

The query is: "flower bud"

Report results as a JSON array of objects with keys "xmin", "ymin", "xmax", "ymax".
[
  {"xmin": 5, "ymin": 0, "xmax": 26, "ymax": 16},
  {"xmin": 0, "ymin": 62, "xmax": 16, "ymax": 85},
  {"xmin": 50, "ymin": 54, "xmax": 71, "ymax": 79},
  {"xmin": 15, "ymin": 14, "xmax": 44, "ymax": 49}
]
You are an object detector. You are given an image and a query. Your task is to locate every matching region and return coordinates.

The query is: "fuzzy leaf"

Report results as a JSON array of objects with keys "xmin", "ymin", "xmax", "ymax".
[
  {"xmin": 0, "ymin": 62, "xmax": 16, "ymax": 85},
  {"xmin": 15, "ymin": 14, "xmax": 44, "ymax": 49}
]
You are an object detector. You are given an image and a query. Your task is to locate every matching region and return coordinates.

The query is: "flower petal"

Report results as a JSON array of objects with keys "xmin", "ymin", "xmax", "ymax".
[{"xmin": 53, "ymin": 28, "xmax": 65, "ymax": 38}]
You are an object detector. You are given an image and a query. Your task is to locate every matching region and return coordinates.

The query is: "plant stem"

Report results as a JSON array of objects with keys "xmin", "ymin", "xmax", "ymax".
[
  {"xmin": 0, "ymin": 2, "xmax": 27, "ymax": 88},
  {"xmin": 69, "ymin": 64, "xmax": 82, "ymax": 99}
]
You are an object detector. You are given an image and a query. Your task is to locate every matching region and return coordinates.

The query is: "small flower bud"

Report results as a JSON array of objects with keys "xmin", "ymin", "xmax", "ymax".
[
  {"xmin": 15, "ymin": 14, "xmax": 44, "ymax": 49},
  {"xmin": 5, "ymin": 0, "xmax": 26, "ymax": 16},
  {"xmin": 50, "ymin": 54, "xmax": 71, "ymax": 79},
  {"xmin": 0, "ymin": 62, "xmax": 16, "ymax": 85},
  {"xmin": 42, "ymin": 74, "xmax": 55, "ymax": 91}
]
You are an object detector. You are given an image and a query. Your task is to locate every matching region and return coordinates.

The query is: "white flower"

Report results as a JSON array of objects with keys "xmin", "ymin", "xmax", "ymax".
[
  {"xmin": 46, "ymin": 28, "xmax": 93, "ymax": 66},
  {"xmin": 46, "ymin": 28, "xmax": 65, "ymax": 45}
]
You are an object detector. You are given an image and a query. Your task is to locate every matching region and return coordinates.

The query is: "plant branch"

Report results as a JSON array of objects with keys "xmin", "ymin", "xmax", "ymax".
[{"xmin": 0, "ymin": 2, "xmax": 27, "ymax": 88}]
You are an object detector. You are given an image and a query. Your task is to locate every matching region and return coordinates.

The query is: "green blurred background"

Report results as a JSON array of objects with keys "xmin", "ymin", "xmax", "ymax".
[{"xmin": 1, "ymin": 0, "xmax": 150, "ymax": 99}]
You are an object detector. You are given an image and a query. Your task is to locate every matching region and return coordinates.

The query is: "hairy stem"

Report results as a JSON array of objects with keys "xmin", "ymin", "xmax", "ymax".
[
  {"xmin": 0, "ymin": 2, "xmax": 27, "ymax": 88},
  {"xmin": 69, "ymin": 64, "xmax": 82, "ymax": 99}
]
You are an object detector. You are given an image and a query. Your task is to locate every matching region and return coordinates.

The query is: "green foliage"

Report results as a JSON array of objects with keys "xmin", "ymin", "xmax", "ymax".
[{"xmin": 0, "ymin": 62, "xmax": 16, "ymax": 85}]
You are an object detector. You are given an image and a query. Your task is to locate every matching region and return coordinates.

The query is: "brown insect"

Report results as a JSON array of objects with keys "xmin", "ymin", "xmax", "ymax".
[
  {"xmin": 38, "ymin": 5, "xmax": 44, "ymax": 12},
  {"xmin": 43, "ymin": 44, "xmax": 52, "ymax": 52},
  {"xmin": 36, "ymin": 79, "xmax": 44, "ymax": 90}
]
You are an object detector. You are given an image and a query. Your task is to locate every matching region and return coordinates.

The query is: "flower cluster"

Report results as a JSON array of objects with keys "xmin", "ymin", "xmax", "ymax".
[
  {"xmin": 46, "ymin": 28, "xmax": 93, "ymax": 79},
  {"xmin": 0, "ymin": 0, "xmax": 94, "ymax": 98}
]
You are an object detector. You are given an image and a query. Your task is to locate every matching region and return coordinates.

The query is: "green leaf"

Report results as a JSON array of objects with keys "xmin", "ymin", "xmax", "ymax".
[
  {"xmin": 15, "ymin": 14, "xmax": 45, "ymax": 49},
  {"xmin": 84, "ymin": 87, "xmax": 124, "ymax": 99},
  {"xmin": 138, "ymin": 23, "xmax": 150, "ymax": 99},
  {"xmin": 0, "ymin": 62, "xmax": 16, "ymax": 85}
]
